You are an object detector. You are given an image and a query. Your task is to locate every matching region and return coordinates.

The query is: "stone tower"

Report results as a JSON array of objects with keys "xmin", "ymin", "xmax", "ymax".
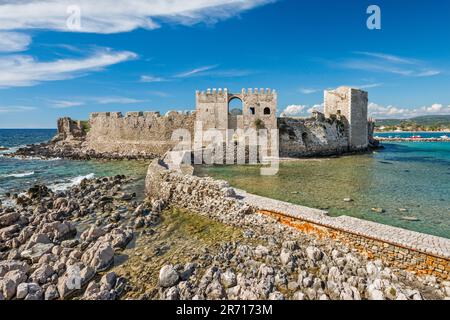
[
  {"xmin": 195, "ymin": 88, "xmax": 277, "ymax": 132},
  {"xmin": 324, "ymin": 86, "xmax": 369, "ymax": 151}
]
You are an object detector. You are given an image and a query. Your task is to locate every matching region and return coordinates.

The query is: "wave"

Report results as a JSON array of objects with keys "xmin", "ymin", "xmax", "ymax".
[
  {"xmin": 49, "ymin": 173, "xmax": 95, "ymax": 191},
  {"xmin": 0, "ymin": 154, "xmax": 62, "ymax": 161},
  {"xmin": 0, "ymin": 145, "xmax": 24, "ymax": 155},
  {"xmin": 0, "ymin": 171, "xmax": 35, "ymax": 178}
]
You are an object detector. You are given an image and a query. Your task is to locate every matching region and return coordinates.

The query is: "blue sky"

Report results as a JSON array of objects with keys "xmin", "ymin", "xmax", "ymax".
[{"xmin": 0, "ymin": 0, "xmax": 449, "ymax": 128}]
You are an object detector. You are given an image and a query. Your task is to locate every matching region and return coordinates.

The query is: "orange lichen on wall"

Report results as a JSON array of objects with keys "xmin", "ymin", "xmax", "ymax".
[{"xmin": 256, "ymin": 209, "xmax": 450, "ymax": 280}]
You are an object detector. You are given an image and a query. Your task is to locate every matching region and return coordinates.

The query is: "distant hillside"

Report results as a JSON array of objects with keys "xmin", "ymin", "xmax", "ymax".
[{"xmin": 375, "ymin": 115, "xmax": 450, "ymax": 128}]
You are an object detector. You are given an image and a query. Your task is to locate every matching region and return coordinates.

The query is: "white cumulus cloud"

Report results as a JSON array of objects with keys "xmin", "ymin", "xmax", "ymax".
[
  {"xmin": 369, "ymin": 102, "xmax": 450, "ymax": 118},
  {"xmin": 282, "ymin": 105, "xmax": 307, "ymax": 116}
]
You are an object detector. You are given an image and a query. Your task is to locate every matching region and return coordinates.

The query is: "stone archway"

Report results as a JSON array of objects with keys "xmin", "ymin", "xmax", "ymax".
[{"xmin": 228, "ymin": 96, "xmax": 243, "ymax": 130}]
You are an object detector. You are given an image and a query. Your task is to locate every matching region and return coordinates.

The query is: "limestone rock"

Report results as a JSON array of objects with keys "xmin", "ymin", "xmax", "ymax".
[
  {"xmin": 306, "ymin": 246, "xmax": 323, "ymax": 262},
  {"xmin": 159, "ymin": 265, "xmax": 179, "ymax": 288},
  {"xmin": 81, "ymin": 242, "xmax": 114, "ymax": 272},
  {"xmin": 45, "ymin": 284, "xmax": 59, "ymax": 300},
  {"xmin": 220, "ymin": 270, "xmax": 237, "ymax": 289},
  {"xmin": 21, "ymin": 243, "xmax": 54, "ymax": 263}
]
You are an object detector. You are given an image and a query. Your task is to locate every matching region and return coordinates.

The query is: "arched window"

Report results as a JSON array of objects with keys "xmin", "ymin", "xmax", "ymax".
[
  {"xmin": 249, "ymin": 107, "xmax": 255, "ymax": 115},
  {"xmin": 263, "ymin": 107, "xmax": 271, "ymax": 115}
]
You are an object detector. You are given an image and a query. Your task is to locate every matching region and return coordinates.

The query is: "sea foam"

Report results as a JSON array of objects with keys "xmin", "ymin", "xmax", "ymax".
[
  {"xmin": 0, "ymin": 171, "xmax": 35, "ymax": 178},
  {"xmin": 49, "ymin": 173, "xmax": 95, "ymax": 191}
]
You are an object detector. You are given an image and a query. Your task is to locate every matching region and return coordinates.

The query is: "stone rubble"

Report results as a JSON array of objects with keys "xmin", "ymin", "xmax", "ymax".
[
  {"xmin": 1, "ymin": 167, "xmax": 449, "ymax": 300},
  {"xmin": 0, "ymin": 175, "xmax": 146, "ymax": 300}
]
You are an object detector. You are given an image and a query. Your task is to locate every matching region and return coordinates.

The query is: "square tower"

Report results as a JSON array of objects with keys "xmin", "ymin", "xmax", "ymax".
[{"xmin": 324, "ymin": 87, "xmax": 368, "ymax": 151}]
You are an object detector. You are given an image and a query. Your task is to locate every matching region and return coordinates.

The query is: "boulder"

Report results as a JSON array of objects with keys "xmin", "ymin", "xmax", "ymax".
[
  {"xmin": 280, "ymin": 249, "xmax": 293, "ymax": 265},
  {"xmin": 30, "ymin": 264, "xmax": 54, "ymax": 284},
  {"xmin": 268, "ymin": 291, "xmax": 284, "ymax": 300},
  {"xmin": 159, "ymin": 265, "xmax": 179, "ymax": 288},
  {"xmin": 306, "ymin": 246, "xmax": 323, "ymax": 262},
  {"xmin": 205, "ymin": 280, "xmax": 225, "ymax": 300},
  {"xmin": 45, "ymin": 284, "xmax": 59, "ymax": 300},
  {"xmin": 220, "ymin": 270, "xmax": 237, "ymax": 289},
  {"xmin": 0, "ymin": 211, "xmax": 20, "ymax": 227},
  {"xmin": 80, "ymin": 226, "xmax": 106, "ymax": 243},
  {"xmin": 100, "ymin": 272, "xmax": 117, "ymax": 290},
  {"xmin": 1, "ymin": 269, "xmax": 27, "ymax": 299},
  {"xmin": 82, "ymin": 242, "xmax": 114, "ymax": 272},
  {"xmin": 21, "ymin": 243, "xmax": 54, "ymax": 263},
  {"xmin": 16, "ymin": 282, "xmax": 29, "ymax": 299},
  {"xmin": 0, "ymin": 260, "xmax": 30, "ymax": 277},
  {"xmin": 24, "ymin": 283, "xmax": 43, "ymax": 300},
  {"xmin": 57, "ymin": 265, "xmax": 83, "ymax": 299}
]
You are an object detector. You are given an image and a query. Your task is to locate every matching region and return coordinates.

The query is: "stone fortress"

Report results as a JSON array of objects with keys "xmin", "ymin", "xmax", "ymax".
[
  {"xmin": 196, "ymin": 88, "xmax": 278, "ymax": 132},
  {"xmin": 57, "ymin": 86, "xmax": 374, "ymax": 159}
]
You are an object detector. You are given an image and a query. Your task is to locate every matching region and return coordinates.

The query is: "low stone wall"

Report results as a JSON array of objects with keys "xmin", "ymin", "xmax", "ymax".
[
  {"xmin": 145, "ymin": 160, "xmax": 450, "ymax": 281},
  {"xmin": 259, "ymin": 211, "xmax": 449, "ymax": 279},
  {"xmin": 145, "ymin": 159, "xmax": 253, "ymax": 222},
  {"xmin": 240, "ymin": 192, "xmax": 450, "ymax": 280}
]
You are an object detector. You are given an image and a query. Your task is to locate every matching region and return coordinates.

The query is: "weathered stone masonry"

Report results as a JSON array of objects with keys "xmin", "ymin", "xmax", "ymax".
[
  {"xmin": 145, "ymin": 160, "xmax": 450, "ymax": 281},
  {"xmin": 196, "ymin": 88, "xmax": 278, "ymax": 133},
  {"xmin": 86, "ymin": 111, "xmax": 195, "ymax": 156},
  {"xmin": 56, "ymin": 86, "xmax": 374, "ymax": 159}
]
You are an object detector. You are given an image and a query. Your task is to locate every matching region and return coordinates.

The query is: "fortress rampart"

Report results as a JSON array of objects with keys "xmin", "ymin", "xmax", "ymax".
[
  {"xmin": 86, "ymin": 111, "xmax": 195, "ymax": 157},
  {"xmin": 54, "ymin": 86, "xmax": 373, "ymax": 159},
  {"xmin": 196, "ymin": 88, "xmax": 277, "ymax": 133},
  {"xmin": 279, "ymin": 114, "xmax": 349, "ymax": 157}
]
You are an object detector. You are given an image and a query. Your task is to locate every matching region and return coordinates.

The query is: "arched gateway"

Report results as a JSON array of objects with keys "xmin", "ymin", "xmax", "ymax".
[{"xmin": 195, "ymin": 88, "xmax": 277, "ymax": 132}]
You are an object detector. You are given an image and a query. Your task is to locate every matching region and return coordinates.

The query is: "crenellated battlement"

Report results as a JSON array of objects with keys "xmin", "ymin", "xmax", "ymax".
[
  {"xmin": 89, "ymin": 110, "xmax": 193, "ymax": 121},
  {"xmin": 196, "ymin": 87, "xmax": 276, "ymax": 97},
  {"xmin": 57, "ymin": 86, "xmax": 370, "ymax": 160}
]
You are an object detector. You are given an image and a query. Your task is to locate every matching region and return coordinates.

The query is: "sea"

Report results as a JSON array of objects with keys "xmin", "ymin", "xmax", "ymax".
[
  {"xmin": 198, "ymin": 131, "xmax": 450, "ymax": 239},
  {"xmin": 1, "ymin": 129, "xmax": 449, "ymax": 238},
  {"xmin": 0, "ymin": 129, "xmax": 150, "ymax": 204}
]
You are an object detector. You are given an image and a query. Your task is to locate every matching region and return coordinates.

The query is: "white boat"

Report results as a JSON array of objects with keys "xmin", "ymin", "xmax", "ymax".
[{"xmin": 440, "ymin": 135, "xmax": 449, "ymax": 139}]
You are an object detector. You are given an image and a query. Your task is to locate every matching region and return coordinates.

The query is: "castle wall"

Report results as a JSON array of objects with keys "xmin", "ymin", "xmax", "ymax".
[
  {"xmin": 196, "ymin": 88, "xmax": 277, "ymax": 136},
  {"xmin": 54, "ymin": 117, "xmax": 85, "ymax": 142},
  {"xmin": 86, "ymin": 111, "xmax": 195, "ymax": 156},
  {"xmin": 278, "ymin": 115, "xmax": 349, "ymax": 157},
  {"xmin": 55, "ymin": 86, "xmax": 371, "ymax": 159},
  {"xmin": 349, "ymin": 89, "xmax": 369, "ymax": 150},
  {"xmin": 196, "ymin": 89, "xmax": 228, "ymax": 131},
  {"xmin": 324, "ymin": 87, "xmax": 368, "ymax": 151}
]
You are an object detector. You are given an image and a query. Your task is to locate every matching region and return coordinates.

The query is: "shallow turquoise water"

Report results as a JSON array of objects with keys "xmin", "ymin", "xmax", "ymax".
[
  {"xmin": 198, "ymin": 141, "xmax": 450, "ymax": 239},
  {"xmin": 375, "ymin": 131, "xmax": 449, "ymax": 139}
]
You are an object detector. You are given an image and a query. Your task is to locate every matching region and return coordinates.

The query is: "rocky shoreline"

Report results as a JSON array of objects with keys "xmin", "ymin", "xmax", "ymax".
[
  {"xmin": 1, "ymin": 174, "xmax": 449, "ymax": 300},
  {"xmin": 0, "ymin": 175, "xmax": 156, "ymax": 300},
  {"xmin": 4, "ymin": 140, "xmax": 158, "ymax": 161}
]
